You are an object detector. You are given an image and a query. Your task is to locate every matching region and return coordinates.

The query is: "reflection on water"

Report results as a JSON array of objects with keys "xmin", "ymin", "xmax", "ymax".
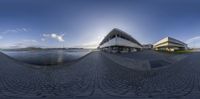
[{"xmin": 2, "ymin": 49, "xmax": 91, "ymax": 66}]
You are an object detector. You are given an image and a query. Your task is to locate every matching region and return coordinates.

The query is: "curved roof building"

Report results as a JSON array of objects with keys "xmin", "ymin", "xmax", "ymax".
[
  {"xmin": 99, "ymin": 28, "xmax": 142, "ymax": 53},
  {"xmin": 154, "ymin": 37, "xmax": 188, "ymax": 51}
]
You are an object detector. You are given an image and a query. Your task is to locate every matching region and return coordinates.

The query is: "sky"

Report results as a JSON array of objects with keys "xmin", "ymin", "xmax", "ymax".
[{"xmin": 0, "ymin": 0, "xmax": 200, "ymax": 48}]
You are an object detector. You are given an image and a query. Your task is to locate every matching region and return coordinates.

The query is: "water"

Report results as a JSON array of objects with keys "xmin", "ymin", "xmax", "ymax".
[{"xmin": 2, "ymin": 49, "xmax": 91, "ymax": 66}]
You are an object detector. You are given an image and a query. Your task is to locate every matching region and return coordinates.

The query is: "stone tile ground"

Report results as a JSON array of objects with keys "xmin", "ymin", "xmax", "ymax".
[{"xmin": 0, "ymin": 51, "xmax": 200, "ymax": 99}]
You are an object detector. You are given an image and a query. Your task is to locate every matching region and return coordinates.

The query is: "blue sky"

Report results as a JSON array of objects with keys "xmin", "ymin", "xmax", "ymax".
[{"xmin": 0, "ymin": 0, "xmax": 200, "ymax": 48}]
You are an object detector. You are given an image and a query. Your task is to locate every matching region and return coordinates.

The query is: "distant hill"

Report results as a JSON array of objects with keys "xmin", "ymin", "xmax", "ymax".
[
  {"xmin": 1, "ymin": 47, "xmax": 91, "ymax": 51},
  {"xmin": 2, "ymin": 47, "xmax": 43, "ymax": 51}
]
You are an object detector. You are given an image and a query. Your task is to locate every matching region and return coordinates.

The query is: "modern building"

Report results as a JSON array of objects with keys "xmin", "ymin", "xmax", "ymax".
[
  {"xmin": 154, "ymin": 37, "xmax": 188, "ymax": 51},
  {"xmin": 143, "ymin": 44, "xmax": 153, "ymax": 50},
  {"xmin": 98, "ymin": 28, "xmax": 142, "ymax": 53}
]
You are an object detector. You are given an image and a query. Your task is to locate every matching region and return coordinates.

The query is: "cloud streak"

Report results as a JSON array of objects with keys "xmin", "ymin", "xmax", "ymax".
[
  {"xmin": 186, "ymin": 36, "xmax": 200, "ymax": 48},
  {"xmin": 22, "ymin": 39, "xmax": 38, "ymax": 43},
  {"xmin": 42, "ymin": 33, "xmax": 65, "ymax": 42},
  {"xmin": 186, "ymin": 36, "xmax": 200, "ymax": 44},
  {"xmin": 1, "ymin": 28, "xmax": 28, "ymax": 34},
  {"xmin": 8, "ymin": 39, "xmax": 39, "ymax": 48}
]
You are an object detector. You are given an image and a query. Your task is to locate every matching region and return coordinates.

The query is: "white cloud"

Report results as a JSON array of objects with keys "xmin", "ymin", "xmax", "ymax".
[
  {"xmin": 43, "ymin": 33, "xmax": 65, "ymax": 42},
  {"xmin": 21, "ymin": 28, "xmax": 27, "ymax": 32},
  {"xmin": 0, "ymin": 36, "xmax": 3, "ymax": 39},
  {"xmin": 41, "ymin": 38, "xmax": 46, "ymax": 41}
]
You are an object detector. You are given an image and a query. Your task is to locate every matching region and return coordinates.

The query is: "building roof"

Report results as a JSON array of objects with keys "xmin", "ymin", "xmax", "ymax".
[{"xmin": 99, "ymin": 28, "xmax": 142, "ymax": 46}]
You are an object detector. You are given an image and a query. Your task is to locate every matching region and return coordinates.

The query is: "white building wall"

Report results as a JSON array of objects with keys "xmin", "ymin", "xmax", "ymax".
[
  {"xmin": 154, "ymin": 42, "xmax": 187, "ymax": 49},
  {"xmin": 154, "ymin": 37, "xmax": 187, "ymax": 47},
  {"xmin": 99, "ymin": 37, "xmax": 142, "ymax": 49},
  {"xmin": 154, "ymin": 37, "xmax": 168, "ymax": 46}
]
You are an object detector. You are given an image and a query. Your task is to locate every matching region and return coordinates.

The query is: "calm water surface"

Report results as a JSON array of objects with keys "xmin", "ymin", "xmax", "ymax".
[{"xmin": 2, "ymin": 49, "xmax": 91, "ymax": 66}]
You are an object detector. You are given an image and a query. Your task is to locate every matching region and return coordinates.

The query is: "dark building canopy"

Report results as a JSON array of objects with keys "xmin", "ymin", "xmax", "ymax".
[
  {"xmin": 98, "ymin": 28, "xmax": 142, "ymax": 53},
  {"xmin": 99, "ymin": 28, "xmax": 142, "ymax": 46}
]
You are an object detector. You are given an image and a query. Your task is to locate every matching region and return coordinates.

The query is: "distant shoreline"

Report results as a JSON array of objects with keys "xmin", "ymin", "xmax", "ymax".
[{"xmin": 1, "ymin": 47, "xmax": 91, "ymax": 51}]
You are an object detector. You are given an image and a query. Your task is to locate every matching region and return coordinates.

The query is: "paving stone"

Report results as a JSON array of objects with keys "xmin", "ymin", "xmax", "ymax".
[{"xmin": 0, "ymin": 51, "xmax": 200, "ymax": 98}]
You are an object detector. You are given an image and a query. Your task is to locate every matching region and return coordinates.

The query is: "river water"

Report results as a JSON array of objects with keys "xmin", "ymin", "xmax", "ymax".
[{"xmin": 1, "ymin": 49, "xmax": 91, "ymax": 66}]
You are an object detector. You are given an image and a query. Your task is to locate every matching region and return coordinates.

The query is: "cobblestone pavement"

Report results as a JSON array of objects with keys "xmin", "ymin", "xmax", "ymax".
[{"xmin": 0, "ymin": 51, "xmax": 200, "ymax": 99}]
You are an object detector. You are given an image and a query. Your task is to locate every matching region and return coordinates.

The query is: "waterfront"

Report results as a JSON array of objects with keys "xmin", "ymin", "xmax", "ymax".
[{"xmin": 1, "ymin": 49, "xmax": 91, "ymax": 66}]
